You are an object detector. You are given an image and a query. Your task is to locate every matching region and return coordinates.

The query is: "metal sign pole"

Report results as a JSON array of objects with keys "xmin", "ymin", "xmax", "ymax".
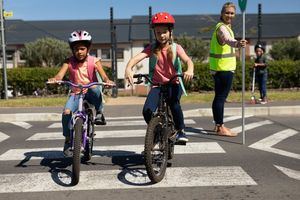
[
  {"xmin": 242, "ymin": 10, "xmax": 246, "ymax": 145},
  {"xmin": 0, "ymin": 0, "xmax": 8, "ymax": 99},
  {"xmin": 238, "ymin": 0, "xmax": 247, "ymax": 145}
]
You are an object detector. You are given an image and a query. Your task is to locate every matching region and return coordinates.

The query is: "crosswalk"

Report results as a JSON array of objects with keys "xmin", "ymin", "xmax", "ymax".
[{"xmin": 0, "ymin": 115, "xmax": 298, "ymax": 193}]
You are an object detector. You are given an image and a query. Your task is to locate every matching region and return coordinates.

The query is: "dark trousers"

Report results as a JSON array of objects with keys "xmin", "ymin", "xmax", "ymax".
[
  {"xmin": 256, "ymin": 71, "xmax": 267, "ymax": 99},
  {"xmin": 143, "ymin": 84, "xmax": 184, "ymax": 131},
  {"xmin": 212, "ymin": 71, "xmax": 234, "ymax": 125}
]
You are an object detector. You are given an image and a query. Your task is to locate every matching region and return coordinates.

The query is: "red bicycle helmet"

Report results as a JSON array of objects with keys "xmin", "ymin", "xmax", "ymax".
[{"xmin": 151, "ymin": 12, "xmax": 175, "ymax": 27}]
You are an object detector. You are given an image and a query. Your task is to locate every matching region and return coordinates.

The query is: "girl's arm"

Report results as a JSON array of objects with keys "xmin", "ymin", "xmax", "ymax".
[
  {"xmin": 125, "ymin": 52, "xmax": 148, "ymax": 85},
  {"xmin": 48, "ymin": 62, "xmax": 68, "ymax": 82},
  {"xmin": 95, "ymin": 60, "xmax": 112, "ymax": 83},
  {"xmin": 254, "ymin": 62, "xmax": 267, "ymax": 67},
  {"xmin": 178, "ymin": 47, "xmax": 194, "ymax": 82}
]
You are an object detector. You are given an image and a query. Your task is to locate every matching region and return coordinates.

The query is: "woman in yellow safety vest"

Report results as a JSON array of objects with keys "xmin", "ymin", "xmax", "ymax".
[{"xmin": 209, "ymin": 2, "xmax": 247, "ymax": 136}]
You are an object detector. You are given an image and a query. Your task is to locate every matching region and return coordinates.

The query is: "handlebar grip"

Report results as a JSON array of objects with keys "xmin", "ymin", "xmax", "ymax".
[
  {"xmin": 133, "ymin": 74, "xmax": 142, "ymax": 78},
  {"xmin": 134, "ymin": 79, "xmax": 143, "ymax": 85}
]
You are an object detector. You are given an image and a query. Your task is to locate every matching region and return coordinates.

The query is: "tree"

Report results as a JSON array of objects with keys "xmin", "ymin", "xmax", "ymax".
[
  {"xmin": 21, "ymin": 37, "xmax": 71, "ymax": 67},
  {"xmin": 269, "ymin": 38, "xmax": 300, "ymax": 61},
  {"xmin": 175, "ymin": 34, "xmax": 209, "ymax": 62}
]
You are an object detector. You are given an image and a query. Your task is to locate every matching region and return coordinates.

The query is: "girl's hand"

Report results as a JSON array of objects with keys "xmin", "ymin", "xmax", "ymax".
[
  {"xmin": 183, "ymin": 70, "xmax": 194, "ymax": 82},
  {"xmin": 125, "ymin": 68, "xmax": 134, "ymax": 86},
  {"xmin": 47, "ymin": 77, "xmax": 59, "ymax": 84},
  {"xmin": 103, "ymin": 79, "xmax": 115, "ymax": 88}
]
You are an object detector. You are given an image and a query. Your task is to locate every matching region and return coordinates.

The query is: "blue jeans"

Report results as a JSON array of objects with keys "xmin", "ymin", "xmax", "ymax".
[
  {"xmin": 62, "ymin": 87, "xmax": 102, "ymax": 137},
  {"xmin": 143, "ymin": 84, "xmax": 184, "ymax": 131},
  {"xmin": 212, "ymin": 71, "xmax": 234, "ymax": 125},
  {"xmin": 256, "ymin": 71, "xmax": 267, "ymax": 99}
]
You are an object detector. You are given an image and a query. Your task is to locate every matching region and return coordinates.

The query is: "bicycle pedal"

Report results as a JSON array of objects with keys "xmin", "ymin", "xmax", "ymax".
[
  {"xmin": 169, "ymin": 133, "xmax": 176, "ymax": 142},
  {"xmin": 175, "ymin": 141, "xmax": 187, "ymax": 145}
]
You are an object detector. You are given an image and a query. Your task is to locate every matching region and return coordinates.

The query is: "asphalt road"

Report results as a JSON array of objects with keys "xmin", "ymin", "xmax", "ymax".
[{"xmin": 0, "ymin": 108, "xmax": 299, "ymax": 200}]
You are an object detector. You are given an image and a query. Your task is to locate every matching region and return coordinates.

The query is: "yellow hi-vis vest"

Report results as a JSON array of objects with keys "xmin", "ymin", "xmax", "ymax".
[{"xmin": 209, "ymin": 22, "xmax": 236, "ymax": 71}]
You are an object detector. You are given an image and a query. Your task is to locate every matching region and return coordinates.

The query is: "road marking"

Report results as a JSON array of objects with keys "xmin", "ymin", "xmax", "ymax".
[
  {"xmin": 27, "ymin": 127, "xmax": 208, "ymax": 141},
  {"xmin": 10, "ymin": 121, "xmax": 32, "ymax": 129},
  {"xmin": 0, "ymin": 131, "xmax": 9, "ymax": 143},
  {"xmin": 0, "ymin": 142, "xmax": 225, "ymax": 161},
  {"xmin": 0, "ymin": 166, "xmax": 256, "ymax": 193},
  {"xmin": 47, "ymin": 119, "xmax": 196, "ymax": 128},
  {"xmin": 249, "ymin": 129, "xmax": 300, "ymax": 159},
  {"xmin": 231, "ymin": 120, "xmax": 273, "ymax": 134},
  {"xmin": 223, "ymin": 115, "xmax": 253, "ymax": 123},
  {"xmin": 274, "ymin": 165, "xmax": 300, "ymax": 181}
]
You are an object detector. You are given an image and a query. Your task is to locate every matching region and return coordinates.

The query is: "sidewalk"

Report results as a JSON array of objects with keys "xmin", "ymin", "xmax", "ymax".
[{"xmin": 0, "ymin": 96, "xmax": 299, "ymax": 122}]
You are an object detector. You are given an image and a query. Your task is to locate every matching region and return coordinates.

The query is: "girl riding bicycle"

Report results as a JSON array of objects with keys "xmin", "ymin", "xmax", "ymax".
[
  {"xmin": 125, "ymin": 12, "xmax": 194, "ymax": 143},
  {"xmin": 48, "ymin": 30, "xmax": 114, "ymax": 156}
]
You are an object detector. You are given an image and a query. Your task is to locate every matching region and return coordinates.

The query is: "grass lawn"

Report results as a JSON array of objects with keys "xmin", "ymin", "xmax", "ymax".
[
  {"xmin": 181, "ymin": 90, "xmax": 300, "ymax": 104},
  {"xmin": 0, "ymin": 90, "xmax": 299, "ymax": 107}
]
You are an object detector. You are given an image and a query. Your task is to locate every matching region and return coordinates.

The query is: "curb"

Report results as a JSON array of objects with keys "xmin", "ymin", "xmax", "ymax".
[{"xmin": 0, "ymin": 105, "xmax": 299, "ymax": 122}]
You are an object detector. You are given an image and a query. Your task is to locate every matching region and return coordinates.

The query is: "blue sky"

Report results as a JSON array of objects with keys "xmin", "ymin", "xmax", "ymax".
[{"xmin": 4, "ymin": 0, "xmax": 300, "ymax": 21}]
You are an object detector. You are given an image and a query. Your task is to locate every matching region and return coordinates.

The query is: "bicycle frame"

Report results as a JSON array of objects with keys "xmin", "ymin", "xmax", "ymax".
[
  {"xmin": 135, "ymin": 74, "xmax": 182, "ymax": 136},
  {"xmin": 47, "ymin": 80, "xmax": 115, "ymax": 185}
]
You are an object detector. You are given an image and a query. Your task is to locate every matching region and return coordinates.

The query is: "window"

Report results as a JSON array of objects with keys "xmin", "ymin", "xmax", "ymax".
[
  {"xmin": 89, "ymin": 49, "xmax": 98, "ymax": 57},
  {"xmin": 101, "ymin": 48, "xmax": 111, "ymax": 60},
  {"xmin": 100, "ymin": 48, "xmax": 123, "ymax": 60},
  {"xmin": 116, "ymin": 48, "xmax": 124, "ymax": 59},
  {"xmin": 1, "ymin": 50, "xmax": 14, "ymax": 61}
]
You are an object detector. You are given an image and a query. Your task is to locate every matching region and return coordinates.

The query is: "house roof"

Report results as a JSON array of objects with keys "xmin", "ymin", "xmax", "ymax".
[{"xmin": 5, "ymin": 13, "xmax": 300, "ymax": 45}]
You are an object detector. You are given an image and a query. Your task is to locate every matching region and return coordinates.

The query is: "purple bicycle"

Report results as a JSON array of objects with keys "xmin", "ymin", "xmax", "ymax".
[{"xmin": 47, "ymin": 80, "xmax": 114, "ymax": 185}]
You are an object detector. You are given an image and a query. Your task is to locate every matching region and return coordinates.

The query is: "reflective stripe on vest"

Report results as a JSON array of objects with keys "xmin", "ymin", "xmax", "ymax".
[
  {"xmin": 149, "ymin": 43, "xmax": 187, "ymax": 96},
  {"xmin": 209, "ymin": 22, "xmax": 236, "ymax": 71}
]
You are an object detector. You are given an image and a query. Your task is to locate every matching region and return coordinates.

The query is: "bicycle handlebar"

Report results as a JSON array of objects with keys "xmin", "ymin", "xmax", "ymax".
[
  {"xmin": 133, "ymin": 74, "xmax": 184, "ymax": 86},
  {"xmin": 46, "ymin": 80, "xmax": 116, "ymax": 88}
]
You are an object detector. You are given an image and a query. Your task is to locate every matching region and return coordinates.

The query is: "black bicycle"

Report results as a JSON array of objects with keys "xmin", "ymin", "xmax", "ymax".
[{"xmin": 133, "ymin": 74, "xmax": 186, "ymax": 183}]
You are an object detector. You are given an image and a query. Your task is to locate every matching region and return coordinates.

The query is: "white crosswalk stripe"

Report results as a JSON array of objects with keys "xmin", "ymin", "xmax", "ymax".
[
  {"xmin": 27, "ymin": 127, "xmax": 207, "ymax": 141},
  {"xmin": 230, "ymin": 120, "xmax": 273, "ymax": 134},
  {"xmin": 249, "ymin": 129, "xmax": 300, "ymax": 159},
  {"xmin": 0, "ymin": 131, "xmax": 9, "ymax": 143},
  {"xmin": 0, "ymin": 142, "xmax": 225, "ymax": 161},
  {"xmin": 9, "ymin": 121, "xmax": 32, "ymax": 129},
  {"xmin": 47, "ymin": 119, "xmax": 196, "ymax": 128},
  {"xmin": 0, "ymin": 166, "xmax": 256, "ymax": 193}
]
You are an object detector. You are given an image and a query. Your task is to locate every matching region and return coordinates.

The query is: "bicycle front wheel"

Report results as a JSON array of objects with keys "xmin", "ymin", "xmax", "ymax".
[
  {"xmin": 144, "ymin": 116, "xmax": 168, "ymax": 183},
  {"xmin": 83, "ymin": 114, "xmax": 94, "ymax": 162},
  {"xmin": 72, "ymin": 117, "xmax": 83, "ymax": 185}
]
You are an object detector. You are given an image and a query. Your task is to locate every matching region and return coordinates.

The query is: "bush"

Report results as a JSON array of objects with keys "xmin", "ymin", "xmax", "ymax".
[
  {"xmin": 183, "ymin": 59, "xmax": 300, "ymax": 92},
  {"xmin": 0, "ymin": 59, "xmax": 299, "ymax": 97}
]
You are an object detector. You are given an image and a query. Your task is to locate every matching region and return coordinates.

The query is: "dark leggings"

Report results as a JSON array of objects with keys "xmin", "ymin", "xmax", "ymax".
[
  {"xmin": 256, "ymin": 71, "xmax": 267, "ymax": 99},
  {"xmin": 212, "ymin": 71, "xmax": 234, "ymax": 125},
  {"xmin": 143, "ymin": 84, "xmax": 184, "ymax": 131}
]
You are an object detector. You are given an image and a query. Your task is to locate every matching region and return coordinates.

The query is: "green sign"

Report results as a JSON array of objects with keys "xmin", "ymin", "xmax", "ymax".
[{"xmin": 238, "ymin": 0, "xmax": 247, "ymax": 12}]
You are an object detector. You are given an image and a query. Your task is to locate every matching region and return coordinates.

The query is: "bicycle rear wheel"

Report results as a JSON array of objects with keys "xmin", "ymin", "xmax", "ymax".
[
  {"xmin": 72, "ymin": 117, "xmax": 83, "ymax": 185},
  {"xmin": 144, "ymin": 116, "xmax": 168, "ymax": 183}
]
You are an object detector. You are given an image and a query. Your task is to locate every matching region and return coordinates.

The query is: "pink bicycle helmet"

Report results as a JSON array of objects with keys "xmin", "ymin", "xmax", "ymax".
[
  {"xmin": 151, "ymin": 12, "xmax": 175, "ymax": 28},
  {"xmin": 68, "ymin": 30, "xmax": 92, "ymax": 48}
]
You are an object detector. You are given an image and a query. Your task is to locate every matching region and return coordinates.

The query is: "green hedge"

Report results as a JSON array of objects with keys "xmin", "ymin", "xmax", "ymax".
[
  {"xmin": 184, "ymin": 59, "xmax": 300, "ymax": 91},
  {"xmin": 0, "ymin": 66, "xmax": 113, "ymax": 96},
  {"xmin": 0, "ymin": 59, "xmax": 299, "ymax": 96}
]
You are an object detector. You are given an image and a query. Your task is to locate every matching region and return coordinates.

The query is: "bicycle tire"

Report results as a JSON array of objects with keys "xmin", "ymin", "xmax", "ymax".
[
  {"xmin": 83, "ymin": 113, "xmax": 94, "ymax": 161},
  {"xmin": 72, "ymin": 117, "xmax": 83, "ymax": 185},
  {"xmin": 144, "ymin": 116, "xmax": 168, "ymax": 183}
]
